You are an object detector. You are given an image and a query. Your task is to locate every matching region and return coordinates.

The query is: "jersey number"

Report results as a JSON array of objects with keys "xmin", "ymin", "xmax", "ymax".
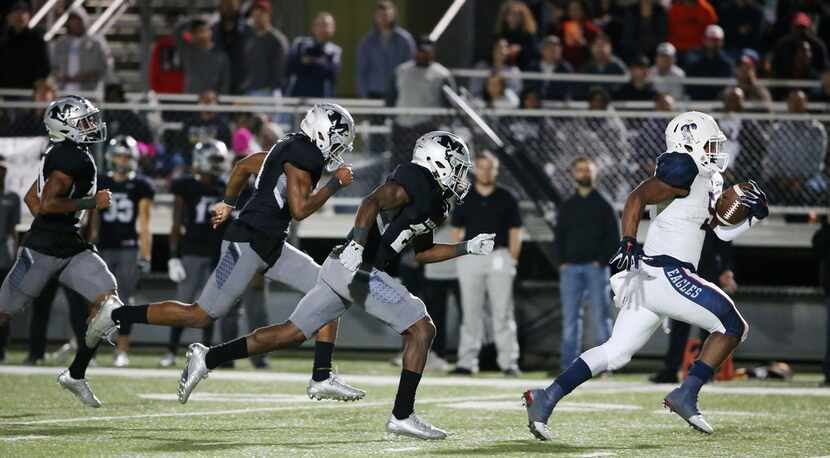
[{"xmin": 102, "ymin": 193, "xmax": 133, "ymax": 223}]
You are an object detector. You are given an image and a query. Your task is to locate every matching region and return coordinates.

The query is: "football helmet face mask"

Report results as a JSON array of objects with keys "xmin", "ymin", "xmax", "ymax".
[
  {"xmin": 105, "ymin": 135, "xmax": 139, "ymax": 175},
  {"xmin": 300, "ymin": 103, "xmax": 355, "ymax": 172},
  {"xmin": 665, "ymin": 111, "xmax": 728, "ymax": 172},
  {"xmin": 192, "ymin": 139, "xmax": 231, "ymax": 176},
  {"xmin": 44, "ymin": 95, "xmax": 107, "ymax": 144},
  {"xmin": 411, "ymin": 131, "xmax": 473, "ymax": 203}
]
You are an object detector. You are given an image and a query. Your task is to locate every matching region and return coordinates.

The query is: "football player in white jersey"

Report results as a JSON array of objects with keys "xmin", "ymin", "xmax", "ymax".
[{"xmin": 522, "ymin": 111, "xmax": 769, "ymax": 440}]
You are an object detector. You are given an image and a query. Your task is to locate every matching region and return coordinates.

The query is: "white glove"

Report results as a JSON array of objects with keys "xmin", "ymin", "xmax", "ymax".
[
  {"xmin": 168, "ymin": 257, "xmax": 187, "ymax": 283},
  {"xmin": 339, "ymin": 240, "xmax": 364, "ymax": 272},
  {"xmin": 466, "ymin": 233, "xmax": 496, "ymax": 255}
]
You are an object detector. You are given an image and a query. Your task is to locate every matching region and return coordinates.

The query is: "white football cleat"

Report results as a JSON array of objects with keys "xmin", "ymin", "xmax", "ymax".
[
  {"xmin": 85, "ymin": 297, "xmax": 121, "ymax": 348},
  {"xmin": 307, "ymin": 372, "xmax": 366, "ymax": 401},
  {"xmin": 113, "ymin": 352, "xmax": 129, "ymax": 367},
  {"xmin": 386, "ymin": 413, "xmax": 447, "ymax": 440},
  {"xmin": 57, "ymin": 370, "xmax": 102, "ymax": 408},
  {"xmin": 159, "ymin": 352, "xmax": 176, "ymax": 368},
  {"xmin": 177, "ymin": 343, "xmax": 210, "ymax": 404}
]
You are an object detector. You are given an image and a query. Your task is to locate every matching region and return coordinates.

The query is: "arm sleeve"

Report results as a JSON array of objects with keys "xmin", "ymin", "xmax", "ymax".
[
  {"xmin": 654, "ymin": 152, "xmax": 698, "ymax": 191},
  {"xmin": 713, "ymin": 217, "xmax": 752, "ymax": 242}
]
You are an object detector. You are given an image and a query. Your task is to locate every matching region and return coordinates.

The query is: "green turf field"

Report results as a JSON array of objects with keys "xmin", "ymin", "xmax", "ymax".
[{"xmin": 1, "ymin": 348, "xmax": 829, "ymax": 457}]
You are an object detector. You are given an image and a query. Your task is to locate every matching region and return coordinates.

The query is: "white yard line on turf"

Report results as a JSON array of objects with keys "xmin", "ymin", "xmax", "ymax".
[
  {"xmin": 0, "ymin": 435, "xmax": 50, "ymax": 441},
  {"xmin": 0, "ymin": 394, "xmax": 516, "ymax": 426}
]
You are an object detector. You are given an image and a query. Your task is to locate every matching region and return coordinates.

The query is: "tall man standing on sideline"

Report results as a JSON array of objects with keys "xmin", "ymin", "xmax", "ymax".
[
  {"xmin": 554, "ymin": 157, "xmax": 618, "ymax": 371},
  {"xmin": 451, "ymin": 152, "xmax": 523, "ymax": 376}
]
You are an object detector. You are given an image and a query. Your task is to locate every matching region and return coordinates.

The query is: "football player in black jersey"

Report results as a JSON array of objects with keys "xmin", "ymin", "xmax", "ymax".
[
  {"xmin": 88, "ymin": 104, "xmax": 366, "ymax": 400},
  {"xmin": 179, "ymin": 131, "xmax": 498, "ymax": 439},
  {"xmin": 92, "ymin": 135, "xmax": 155, "ymax": 367},
  {"xmin": 156, "ymin": 140, "xmax": 229, "ymax": 367},
  {"xmin": 0, "ymin": 95, "xmax": 121, "ymax": 407}
]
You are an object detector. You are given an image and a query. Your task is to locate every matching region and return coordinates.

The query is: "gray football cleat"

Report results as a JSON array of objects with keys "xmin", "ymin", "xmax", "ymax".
[
  {"xmin": 177, "ymin": 343, "xmax": 210, "ymax": 404},
  {"xmin": 85, "ymin": 297, "xmax": 121, "ymax": 348},
  {"xmin": 664, "ymin": 387, "xmax": 714, "ymax": 434},
  {"xmin": 57, "ymin": 370, "xmax": 102, "ymax": 408},
  {"xmin": 385, "ymin": 413, "xmax": 447, "ymax": 440},
  {"xmin": 307, "ymin": 372, "xmax": 366, "ymax": 401},
  {"xmin": 522, "ymin": 389, "xmax": 553, "ymax": 441}
]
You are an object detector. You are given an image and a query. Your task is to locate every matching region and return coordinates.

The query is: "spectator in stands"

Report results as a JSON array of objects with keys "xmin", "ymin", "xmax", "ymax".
[
  {"xmin": 650, "ymin": 42, "xmax": 685, "ymax": 100},
  {"xmin": 772, "ymin": 12, "xmax": 828, "ymax": 79},
  {"xmin": 555, "ymin": 156, "xmax": 618, "ymax": 370},
  {"xmin": 615, "ymin": 55, "xmax": 657, "ymax": 101},
  {"xmin": 355, "ymin": 0, "xmax": 415, "ymax": 100},
  {"xmin": 50, "ymin": 6, "xmax": 112, "ymax": 93},
  {"xmin": 580, "ymin": 34, "xmax": 626, "ymax": 98},
  {"xmin": 212, "ymin": 0, "xmax": 252, "ymax": 95},
  {"xmin": 530, "ymin": 35, "xmax": 574, "ymax": 101},
  {"xmin": 627, "ymin": 92, "xmax": 674, "ymax": 180},
  {"xmin": 149, "ymin": 13, "xmax": 184, "ymax": 94},
  {"xmin": 471, "ymin": 39, "xmax": 522, "ymax": 98},
  {"xmin": 594, "ymin": 0, "xmax": 624, "ymax": 51},
  {"xmin": 181, "ymin": 90, "xmax": 232, "ymax": 162},
  {"xmin": 483, "ymin": 74, "xmax": 520, "ymax": 109},
  {"xmin": 814, "ymin": 69, "xmax": 830, "ymax": 103},
  {"xmin": 763, "ymin": 90, "xmax": 827, "ymax": 205},
  {"xmin": 685, "ymin": 25, "xmax": 735, "ymax": 101},
  {"xmin": 452, "ymin": 152, "xmax": 523, "ymax": 376},
  {"xmin": 587, "ymin": 86, "xmax": 611, "ymax": 111},
  {"xmin": 620, "ymin": 0, "xmax": 668, "ymax": 62},
  {"xmin": 495, "ymin": 0, "xmax": 540, "ymax": 70},
  {"xmin": 735, "ymin": 49, "xmax": 773, "ymax": 109},
  {"xmin": 241, "ymin": 0, "xmax": 289, "ymax": 97},
  {"xmin": 2, "ymin": 78, "xmax": 55, "ymax": 137},
  {"xmin": 667, "ymin": 0, "xmax": 718, "ymax": 62},
  {"xmin": 773, "ymin": 40, "xmax": 820, "ymax": 99},
  {"xmin": 558, "ymin": 0, "xmax": 600, "ymax": 70},
  {"xmin": 390, "ymin": 36, "xmax": 455, "ymax": 164},
  {"xmin": 102, "ymin": 82, "xmax": 152, "ymax": 144},
  {"xmin": 286, "ymin": 12, "xmax": 341, "ymax": 98},
  {"xmin": 0, "ymin": 1, "xmax": 50, "ymax": 90},
  {"xmin": 176, "ymin": 17, "xmax": 231, "ymax": 94},
  {"xmin": 655, "ymin": 92, "xmax": 675, "ymax": 111},
  {"xmin": 718, "ymin": 0, "xmax": 766, "ymax": 61},
  {"xmin": 718, "ymin": 86, "xmax": 767, "ymax": 183}
]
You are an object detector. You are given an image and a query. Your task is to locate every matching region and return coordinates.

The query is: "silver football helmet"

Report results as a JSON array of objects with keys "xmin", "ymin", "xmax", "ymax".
[
  {"xmin": 300, "ymin": 103, "xmax": 355, "ymax": 172},
  {"xmin": 192, "ymin": 139, "xmax": 230, "ymax": 176},
  {"xmin": 44, "ymin": 95, "xmax": 107, "ymax": 144},
  {"xmin": 411, "ymin": 131, "xmax": 473, "ymax": 203},
  {"xmin": 105, "ymin": 135, "xmax": 139, "ymax": 175}
]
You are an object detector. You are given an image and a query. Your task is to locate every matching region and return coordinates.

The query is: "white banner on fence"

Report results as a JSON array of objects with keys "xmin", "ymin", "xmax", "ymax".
[{"xmin": 0, "ymin": 137, "xmax": 48, "ymax": 218}]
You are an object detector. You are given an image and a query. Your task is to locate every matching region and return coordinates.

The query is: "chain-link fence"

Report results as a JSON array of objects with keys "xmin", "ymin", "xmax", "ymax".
[{"xmin": 0, "ymin": 102, "xmax": 826, "ymax": 209}]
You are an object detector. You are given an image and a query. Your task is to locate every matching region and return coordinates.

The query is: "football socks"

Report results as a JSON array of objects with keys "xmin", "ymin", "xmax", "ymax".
[
  {"xmin": 392, "ymin": 370, "xmax": 422, "ymax": 420},
  {"xmin": 312, "ymin": 341, "xmax": 335, "ymax": 382},
  {"xmin": 205, "ymin": 337, "xmax": 248, "ymax": 370}
]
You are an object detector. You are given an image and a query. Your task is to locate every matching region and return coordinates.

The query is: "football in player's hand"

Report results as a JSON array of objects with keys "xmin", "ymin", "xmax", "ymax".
[{"xmin": 715, "ymin": 183, "xmax": 753, "ymax": 226}]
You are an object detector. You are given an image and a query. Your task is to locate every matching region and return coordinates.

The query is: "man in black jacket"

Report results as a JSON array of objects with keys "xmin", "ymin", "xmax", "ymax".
[{"xmin": 554, "ymin": 157, "xmax": 619, "ymax": 370}]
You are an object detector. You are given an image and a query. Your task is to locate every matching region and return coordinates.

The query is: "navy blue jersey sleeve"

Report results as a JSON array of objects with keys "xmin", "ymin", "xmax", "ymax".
[
  {"xmin": 48, "ymin": 144, "xmax": 85, "ymax": 177},
  {"xmin": 450, "ymin": 203, "xmax": 465, "ymax": 227},
  {"xmin": 136, "ymin": 176, "xmax": 156, "ymax": 201},
  {"xmin": 282, "ymin": 138, "xmax": 323, "ymax": 174},
  {"xmin": 655, "ymin": 152, "xmax": 698, "ymax": 191},
  {"xmin": 387, "ymin": 164, "xmax": 431, "ymax": 211}
]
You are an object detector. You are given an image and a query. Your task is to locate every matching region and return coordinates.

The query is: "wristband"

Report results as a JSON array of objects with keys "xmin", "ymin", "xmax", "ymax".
[
  {"xmin": 324, "ymin": 178, "xmax": 343, "ymax": 194},
  {"xmin": 77, "ymin": 197, "xmax": 97, "ymax": 210},
  {"xmin": 454, "ymin": 242, "xmax": 468, "ymax": 257},
  {"xmin": 352, "ymin": 227, "xmax": 370, "ymax": 245},
  {"xmin": 222, "ymin": 196, "xmax": 238, "ymax": 208}
]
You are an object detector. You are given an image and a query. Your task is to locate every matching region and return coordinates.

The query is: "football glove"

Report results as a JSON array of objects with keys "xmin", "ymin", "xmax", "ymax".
[
  {"xmin": 339, "ymin": 240, "xmax": 364, "ymax": 272},
  {"xmin": 466, "ymin": 233, "xmax": 496, "ymax": 255},
  {"xmin": 610, "ymin": 236, "xmax": 642, "ymax": 271},
  {"xmin": 168, "ymin": 257, "xmax": 186, "ymax": 283},
  {"xmin": 738, "ymin": 179, "xmax": 769, "ymax": 220}
]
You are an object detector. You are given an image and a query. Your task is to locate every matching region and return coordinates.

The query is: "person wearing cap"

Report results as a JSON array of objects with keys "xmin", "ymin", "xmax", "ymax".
[
  {"xmin": 49, "ymin": 6, "xmax": 113, "ymax": 93},
  {"xmin": 0, "ymin": 155, "xmax": 21, "ymax": 363},
  {"xmin": 667, "ymin": 0, "xmax": 717, "ymax": 63},
  {"xmin": 620, "ymin": 0, "xmax": 668, "ymax": 63},
  {"xmin": 356, "ymin": 1, "xmax": 415, "ymax": 100},
  {"xmin": 649, "ymin": 42, "xmax": 685, "ymax": 100},
  {"xmin": 615, "ymin": 55, "xmax": 657, "ymax": 101},
  {"xmin": 240, "ymin": 0, "xmax": 289, "ymax": 97},
  {"xmin": 771, "ymin": 12, "xmax": 829, "ymax": 80},
  {"xmin": 685, "ymin": 24, "xmax": 735, "ymax": 101},
  {"xmin": 0, "ymin": 1, "xmax": 50, "ymax": 90},
  {"xmin": 735, "ymin": 49, "xmax": 772, "ymax": 109},
  {"xmin": 528, "ymin": 35, "xmax": 574, "ymax": 101},
  {"xmin": 285, "ymin": 12, "xmax": 341, "ymax": 98},
  {"xmin": 718, "ymin": 0, "xmax": 765, "ymax": 61}
]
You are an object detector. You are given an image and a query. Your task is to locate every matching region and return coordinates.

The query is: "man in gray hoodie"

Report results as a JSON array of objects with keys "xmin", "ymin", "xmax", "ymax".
[
  {"xmin": 50, "ymin": 7, "xmax": 112, "ymax": 93},
  {"xmin": 176, "ymin": 17, "xmax": 231, "ymax": 95}
]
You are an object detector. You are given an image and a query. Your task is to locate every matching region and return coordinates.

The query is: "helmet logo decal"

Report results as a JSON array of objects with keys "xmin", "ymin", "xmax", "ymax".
[
  {"xmin": 679, "ymin": 122, "xmax": 698, "ymax": 143},
  {"xmin": 49, "ymin": 104, "xmax": 73, "ymax": 123}
]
